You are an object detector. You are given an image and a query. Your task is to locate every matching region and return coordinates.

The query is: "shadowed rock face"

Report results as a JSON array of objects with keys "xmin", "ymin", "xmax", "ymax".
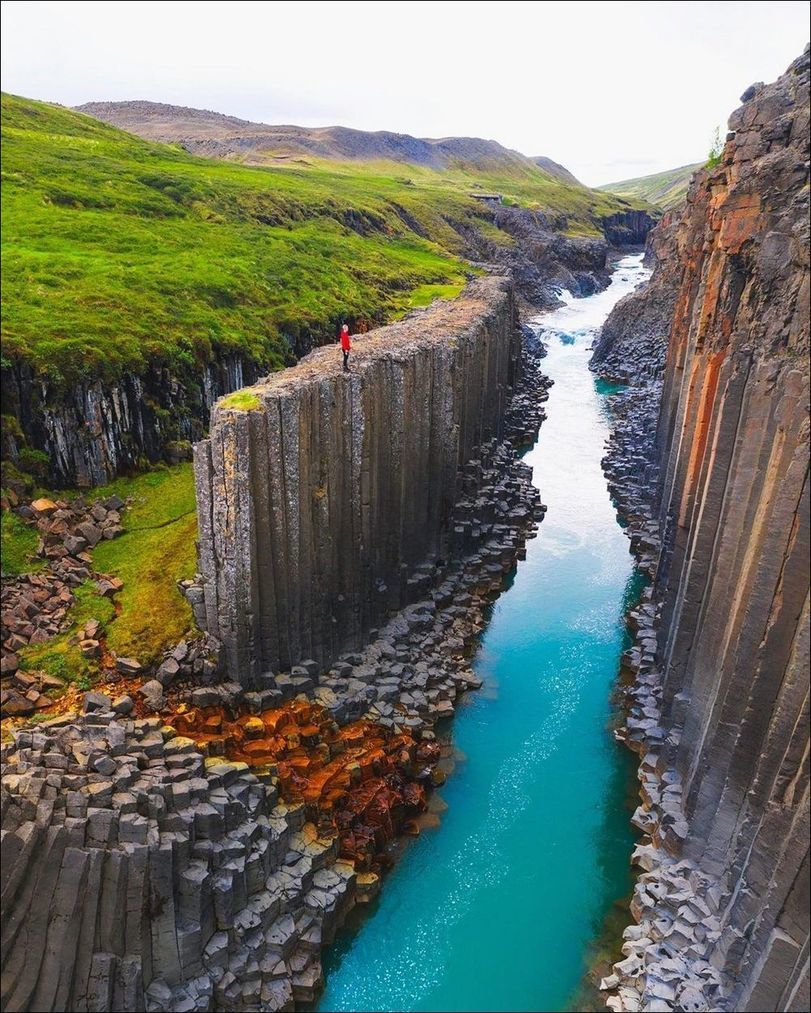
[
  {"xmin": 590, "ymin": 210, "xmax": 680, "ymax": 382},
  {"xmin": 194, "ymin": 277, "xmax": 522, "ymax": 683},
  {"xmin": 596, "ymin": 47, "xmax": 809, "ymax": 1012},
  {"xmin": 655, "ymin": 47, "xmax": 809, "ymax": 1011},
  {"xmin": 1, "ymin": 353, "xmax": 266, "ymax": 488}
]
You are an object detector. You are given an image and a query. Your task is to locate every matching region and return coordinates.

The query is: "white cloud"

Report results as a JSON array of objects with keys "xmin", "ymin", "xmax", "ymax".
[{"xmin": 1, "ymin": 0, "xmax": 808, "ymax": 185}]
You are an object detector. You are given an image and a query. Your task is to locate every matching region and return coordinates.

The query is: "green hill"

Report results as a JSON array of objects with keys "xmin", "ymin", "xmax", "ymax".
[
  {"xmin": 1, "ymin": 92, "xmax": 647, "ymax": 389},
  {"xmin": 597, "ymin": 163, "xmax": 701, "ymax": 209}
]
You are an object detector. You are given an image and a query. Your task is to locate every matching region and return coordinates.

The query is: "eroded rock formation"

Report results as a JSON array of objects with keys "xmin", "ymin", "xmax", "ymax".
[
  {"xmin": 594, "ymin": 48, "xmax": 810, "ymax": 1013},
  {"xmin": 2, "ymin": 353, "xmax": 267, "ymax": 489},
  {"xmin": 194, "ymin": 276, "xmax": 532, "ymax": 683}
]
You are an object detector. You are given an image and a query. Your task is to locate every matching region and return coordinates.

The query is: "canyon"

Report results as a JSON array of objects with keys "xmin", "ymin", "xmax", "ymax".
[
  {"xmin": 0, "ymin": 272, "xmax": 553, "ymax": 1011},
  {"xmin": 0, "ymin": 45, "xmax": 809, "ymax": 1013}
]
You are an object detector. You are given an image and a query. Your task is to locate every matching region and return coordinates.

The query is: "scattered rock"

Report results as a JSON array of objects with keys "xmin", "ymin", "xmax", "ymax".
[
  {"xmin": 115, "ymin": 656, "xmax": 143, "ymax": 676},
  {"xmin": 137, "ymin": 679, "xmax": 164, "ymax": 711},
  {"xmin": 83, "ymin": 690, "xmax": 112, "ymax": 713}
]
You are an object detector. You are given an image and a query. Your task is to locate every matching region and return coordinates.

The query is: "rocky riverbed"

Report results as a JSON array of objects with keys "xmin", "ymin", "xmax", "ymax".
[{"xmin": 591, "ymin": 266, "xmax": 731, "ymax": 1013}]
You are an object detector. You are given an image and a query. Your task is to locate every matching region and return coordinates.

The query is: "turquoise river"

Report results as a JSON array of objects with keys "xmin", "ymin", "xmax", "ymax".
[{"xmin": 317, "ymin": 253, "xmax": 650, "ymax": 1012}]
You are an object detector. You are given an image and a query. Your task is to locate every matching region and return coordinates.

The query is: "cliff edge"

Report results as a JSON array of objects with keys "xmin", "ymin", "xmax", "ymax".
[
  {"xmin": 194, "ymin": 276, "xmax": 527, "ymax": 683},
  {"xmin": 596, "ymin": 47, "xmax": 810, "ymax": 1013}
]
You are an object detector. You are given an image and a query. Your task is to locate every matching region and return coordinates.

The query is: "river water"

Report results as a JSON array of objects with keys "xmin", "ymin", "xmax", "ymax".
[{"xmin": 317, "ymin": 253, "xmax": 650, "ymax": 1012}]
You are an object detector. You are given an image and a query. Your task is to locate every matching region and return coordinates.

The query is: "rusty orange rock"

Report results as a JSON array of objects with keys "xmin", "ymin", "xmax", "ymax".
[{"xmin": 164, "ymin": 699, "xmax": 436, "ymax": 872}]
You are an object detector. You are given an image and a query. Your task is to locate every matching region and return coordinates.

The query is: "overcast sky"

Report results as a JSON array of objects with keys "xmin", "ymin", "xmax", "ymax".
[{"xmin": 1, "ymin": 1, "xmax": 808, "ymax": 185}]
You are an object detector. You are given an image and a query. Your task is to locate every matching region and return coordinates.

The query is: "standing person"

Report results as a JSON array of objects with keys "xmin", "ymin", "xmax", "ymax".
[{"xmin": 340, "ymin": 323, "xmax": 352, "ymax": 372}]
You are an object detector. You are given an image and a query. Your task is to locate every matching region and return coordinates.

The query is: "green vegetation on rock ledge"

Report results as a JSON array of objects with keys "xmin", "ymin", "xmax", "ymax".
[
  {"xmin": 2, "ymin": 92, "xmax": 646, "ymax": 387},
  {"xmin": 17, "ymin": 464, "xmax": 197, "ymax": 684},
  {"xmin": 220, "ymin": 391, "xmax": 261, "ymax": 411}
]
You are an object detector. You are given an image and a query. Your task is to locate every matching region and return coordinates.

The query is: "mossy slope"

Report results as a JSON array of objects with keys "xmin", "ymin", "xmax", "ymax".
[
  {"xmin": 2, "ymin": 92, "xmax": 647, "ymax": 388},
  {"xmin": 597, "ymin": 163, "xmax": 701, "ymax": 209}
]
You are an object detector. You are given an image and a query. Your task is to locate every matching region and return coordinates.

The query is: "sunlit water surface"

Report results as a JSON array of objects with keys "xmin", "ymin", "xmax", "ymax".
[{"xmin": 317, "ymin": 255, "xmax": 650, "ymax": 1013}]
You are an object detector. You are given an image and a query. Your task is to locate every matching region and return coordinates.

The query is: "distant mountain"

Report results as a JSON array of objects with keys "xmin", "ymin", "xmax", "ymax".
[
  {"xmin": 597, "ymin": 163, "xmax": 702, "ymax": 209},
  {"xmin": 75, "ymin": 100, "xmax": 583, "ymax": 183},
  {"xmin": 530, "ymin": 155, "xmax": 582, "ymax": 186}
]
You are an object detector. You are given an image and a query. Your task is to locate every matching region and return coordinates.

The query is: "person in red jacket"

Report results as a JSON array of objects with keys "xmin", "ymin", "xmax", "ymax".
[{"xmin": 340, "ymin": 323, "xmax": 352, "ymax": 372}]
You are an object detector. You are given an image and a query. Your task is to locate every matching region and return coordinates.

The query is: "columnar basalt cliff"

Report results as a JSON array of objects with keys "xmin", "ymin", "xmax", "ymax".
[
  {"xmin": 1, "ymin": 354, "xmax": 268, "ymax": 489},
  {"xmin": 194, "ymin": 276, "xmax": 525, "ymax": 683},
  {"xmin": 594, "ymin": 48, "xmax": 810, "ymax": 1013}
]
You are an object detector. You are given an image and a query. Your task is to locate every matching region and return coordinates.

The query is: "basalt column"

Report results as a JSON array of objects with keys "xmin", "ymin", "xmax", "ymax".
[
  {"xmin": 194, "ymin": 277, "xmax": 520, "ymax": 685},
  {"xmin": 598, "ymin": 48, "xmax": 810, "ymax": 1013},
  {"xmin": 652, "ymin": 49, "xmax": 810, "ymax": 1007}
]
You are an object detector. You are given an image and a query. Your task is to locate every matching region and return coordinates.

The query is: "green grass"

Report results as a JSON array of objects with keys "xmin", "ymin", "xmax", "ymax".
[
  {"xmin": 405, "ymin": 282, "xmax": 466, "ymax": 308},
  {"xmin": 19, "ymin": 581, "xmax": 116, "ymax": 685},
  {"xmin": 597, "ymin": 163, "xmax": 701, "ymax": 210},
  {"xmin": 91, "ymin": 464, "xmax": 198, "ymax": 665},
  {"xmin": 1, "ymin": 509, "xmax": 42, "ymax": 575},
  {"xmin": 2, "ymin": 92, "xmax": 647, "ymax": 388},
  {"xmin": 220, "ymin": 391, "xmax": 262, "ymax": 411},
  {"xmin": 16, "ymin": 464, "xmax": 198, "ymax": 683}
]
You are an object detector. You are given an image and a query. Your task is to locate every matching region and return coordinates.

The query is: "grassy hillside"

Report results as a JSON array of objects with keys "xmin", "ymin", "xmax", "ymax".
[
  {"xmin": 2, "ymin": 93, "xmax": 646, "ymax": 388},
  {"xmin": 16, "ymin": 464, "xmax": 197, "ymax": 684},
  {"xmin": 597, "ymin": 163, "xmax": 701, "ymax": 210}
]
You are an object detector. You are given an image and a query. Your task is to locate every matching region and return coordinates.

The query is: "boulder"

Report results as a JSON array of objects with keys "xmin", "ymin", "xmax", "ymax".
[
  {"xmin": 137, "ymin": 680, "xmax": 164, "ymax": 711},
  {"xmin": 1, "ymin": 652, "xmax": 20, "ymax": 676},
  {"xmin": 0, "ymin": 687, "xmax": 35, "ymax": 717},
  {"xmin": 83, "ymin": 691, "xmax": 112, "ymax": 713},
  {"xmin": 156, "ymin": 657, "xmax": 180, "ymax": 686},
  {"xmin": 63, "ymin": 534, "xmax": 89, "ymax": 555},
  {"xmin": 80, "ymin": 639, "xmax": 101, "ymax": 659},
  {"xmin": 111, "ymin": 694, "xmax": 134, "ymax": 715},
  {"xmin": 115, "ymin": 656, "xmax": 143, "ymax": 676},
  {"xmin": 31, "ymin": 498, "xmax": 58, "ymax": 515},
  {"xmin": 76, "ymin": 521, "xmax": 103, "ymax": 547}
]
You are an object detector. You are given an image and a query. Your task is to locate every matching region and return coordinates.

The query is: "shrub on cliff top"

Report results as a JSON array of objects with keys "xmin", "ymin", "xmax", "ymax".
[{"xmin": 706, "ymin": 126, "xmax": 724, "ymax": 169}]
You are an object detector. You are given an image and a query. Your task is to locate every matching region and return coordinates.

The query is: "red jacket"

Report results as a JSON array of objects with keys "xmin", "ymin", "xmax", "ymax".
[{"xmin": 340, "ymin": 330, "xmax": 351, "ymax": 351}]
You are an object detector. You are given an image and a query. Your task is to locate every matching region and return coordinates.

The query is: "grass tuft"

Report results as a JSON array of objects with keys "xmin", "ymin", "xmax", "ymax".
[
  {"xmin": 220, "ymin": 391, "xmax": 261, "ymax": 411},
  {"xmin": 1, "ymin": 510, "xmax": 42, "ymax": 575}
]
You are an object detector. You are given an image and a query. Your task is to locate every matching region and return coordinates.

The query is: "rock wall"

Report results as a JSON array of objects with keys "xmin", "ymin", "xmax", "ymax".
[
  {"xmin": 590, "ymin": 212, "xmax": 678, "ymax": 382},
  {"xmin": 600, "ymin": 209, "xmax": 657, "ymax": 247},
  {"xmin": 488, "ymin": 205, "xmax": 656, "ymax": 308},
  {"xmin": 595, "ymin": 48, "xmax": 810, "ymax": 1013},
  {"xmin": 1, "ymin": 354, "xmax": 267, "ymax": 489},
  {"xmin": 654, "ymin": 47, "xmax": 810, "ymax": 1011},
  {"xmin": 194, "ymin": 276, "xmax": 523, "ymax": 684}
]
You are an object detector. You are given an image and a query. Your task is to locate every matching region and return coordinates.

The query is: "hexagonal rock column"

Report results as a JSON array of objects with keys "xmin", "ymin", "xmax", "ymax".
[{"xmin": 194, "ymin": 277, "xmax": 521, "ymax": 686}]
